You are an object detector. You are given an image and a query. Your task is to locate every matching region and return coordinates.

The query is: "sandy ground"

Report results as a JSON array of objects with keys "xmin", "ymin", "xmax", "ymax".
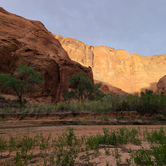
[
  {"xmin": 1, "ymin": 124, "xmax": 164, "ymax": 137},
  {"xmin": 0, "ymin": 116, "xmax": 165, "ymax": 166}
]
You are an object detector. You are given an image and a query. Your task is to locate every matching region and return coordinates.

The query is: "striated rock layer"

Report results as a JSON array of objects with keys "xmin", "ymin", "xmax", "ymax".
[
  {"xmin": 0, "ymin": 8, "xmax": 93, "ymax": 102},
  {"xmin": 55, "ymin": 35, "xmax": 166, "ymax": 94}
]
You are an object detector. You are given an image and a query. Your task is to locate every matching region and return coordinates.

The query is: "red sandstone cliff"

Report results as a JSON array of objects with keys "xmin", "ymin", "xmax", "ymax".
[
  {"xmin": 0, "ymin": 8, "xmax": 93, "ymax": 102},
  {"xmin": 55, "ymin": 34, "xmax": 166, "ymax": 94}
]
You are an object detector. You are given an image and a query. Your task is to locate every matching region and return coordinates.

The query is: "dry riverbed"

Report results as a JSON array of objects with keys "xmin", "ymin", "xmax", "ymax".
[{"xmin": 0, "ymin": 113, "xmax": 166, "ymax": 166}]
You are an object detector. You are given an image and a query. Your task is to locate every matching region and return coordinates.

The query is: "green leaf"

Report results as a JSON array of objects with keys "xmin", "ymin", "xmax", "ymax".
[
  {"xmin": 63, "ymin": 72, "xmax": 103, "ymax": 101},
  {"xmin": 0, "ymin": 64, "xmax": 44, "ymax": 108}
]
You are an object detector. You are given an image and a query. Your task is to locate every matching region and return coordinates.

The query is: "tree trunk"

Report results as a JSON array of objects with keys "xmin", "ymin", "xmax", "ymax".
[{"xmin": 18, "ymin": 95, "xmax": 22, "ymax": 110}]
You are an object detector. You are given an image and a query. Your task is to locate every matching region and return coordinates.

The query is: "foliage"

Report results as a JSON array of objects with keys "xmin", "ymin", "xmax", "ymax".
[
  {"xmin": 152, "ymin": 143, "xmax": 166, "ymax": 165},
  {"xmin": 101, "ymin": 90, "xmax": 166, "ymax": 114},
  {"xmin": 138, "ymin": 89, "xmax": 160, "ymax": 114},
  {"xmin": 63, "ymin": 72, "xmax": 104, "ymax": 101},
  {"xmin": 130, "ymin": 147, "xmax": 154, "ymax": 166},
  {"xmin": 86, "ymin": 127, "xmax": 140, "ymax": 151},
  {"xmin": 53, "ymin": 128, "xmax": 79, "ymax": 166},
  {"xmin": 0, "ymin": 136, "xmax": 7, "ymax": 157},
  {"xmin": 1, "ymin": 86, "xmax": 166, "ymax": 115},
  {"xmin": 2, "ymin": 127, "xmax": 166, "ymax": 165},
  {"xmin": 0, "ymin": 64, "xmax": 43, "ymax": 108},
  {"xmin": 126, "ymin": 127, "xmax": 166, "ymax": 166},
  {"xmin": 145, "ymin": 127, "xmax": 166, "ymax": 145},
  {"xmin": 112, "ymin": 148, "xmax": 121, "ymax": 166}
]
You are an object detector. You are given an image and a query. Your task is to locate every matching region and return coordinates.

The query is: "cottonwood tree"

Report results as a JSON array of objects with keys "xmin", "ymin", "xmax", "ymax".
[
  {"xmin": 0, "ymin": 64, "xmax": 44, "ymax": 108},
  {"xmin": 63, "ymin": 72, "xmax": 104, "ymax": 102}
]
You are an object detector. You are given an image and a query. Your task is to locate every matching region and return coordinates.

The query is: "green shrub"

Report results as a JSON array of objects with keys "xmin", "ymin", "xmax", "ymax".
[
  {"xmin": 146, "ymin": 127, "xmax": 166, "ymax": 145},
  {"xmin": 63, "ymin": 72, "xmax": 104, "ymax": 102},
  {"xmin": 152, "ymin": 143, "xmax": 166, "ymax": 165},
  {"xmin": 130, "ymin": 147, "xmax": 154, "ymax": 166},
  {"xmin": 138, "ymin": 89, "xmax": 159, "ymax": 114}
]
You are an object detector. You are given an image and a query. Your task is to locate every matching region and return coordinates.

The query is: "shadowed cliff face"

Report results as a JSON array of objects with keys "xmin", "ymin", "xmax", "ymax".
[
  {"xmin": 157, "ymin": 75, "xmax": 166, "ymax": 95},
  {"xmin": 0, "ymin": 8, "xmax": 93, "ymax": 102},
  {"xmin": 55, "ymin": 34, "xmax": 166, "ymax": 94}
]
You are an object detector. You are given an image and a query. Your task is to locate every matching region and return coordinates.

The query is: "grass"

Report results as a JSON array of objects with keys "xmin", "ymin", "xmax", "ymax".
[
  {"xmin": 1, "ymin": 127, "xmax": 166, "ymax": 165},
  {"xmin": 1, "ymin": 89, "xmax": 166, "ymax": 117}
]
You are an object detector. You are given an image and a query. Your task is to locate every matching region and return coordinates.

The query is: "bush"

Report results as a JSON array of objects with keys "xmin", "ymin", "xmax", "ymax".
[
  {"xmin": 138, "ymin": 89, "xmax": 159, "ymax": 114},
  {"xmin": 63, "ymin": 72, "xmax": 104, "ymax": 102}
]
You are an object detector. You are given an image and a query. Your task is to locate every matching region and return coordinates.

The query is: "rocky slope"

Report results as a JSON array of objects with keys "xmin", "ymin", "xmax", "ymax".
[
  {"xmin": 55, "ymin": 35, "xmax": 166, "ymax": 93},
  {"xmin": 0, "ymin": 8, "xmax": 93, "ymax": 102}
]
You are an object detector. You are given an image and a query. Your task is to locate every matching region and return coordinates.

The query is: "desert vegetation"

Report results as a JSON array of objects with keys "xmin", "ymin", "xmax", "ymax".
[
  {"xmin": 0, "ymin": 71, "xmax": 166, "ymax": 116},
  {"xmin": 1, "ymin": 88, "xmax": 166, "ymax": 117},
  {"xmin": 0, "ymin": 71, "xmax": 166, "ymax": 126},
  {"xmin": 1, "ymin": 70, "xmax": 166, "ymax": 165},
  {"xmin": 1, "ymin": 126, "xmax": 166, "ymax": 165},
  {"xmin": 0, "ymin": 64, "xmax": 43, "ymax": 109},
  {"xmin": 62, "ymin": 72, "xmax": 104, "ymax": 102}
]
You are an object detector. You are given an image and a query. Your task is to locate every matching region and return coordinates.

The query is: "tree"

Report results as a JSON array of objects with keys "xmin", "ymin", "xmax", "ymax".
[
  {"xmin": 63, "ymin": 72, "xmax": 104, "ymax": 101},
  {"xmin": 0, "ymin": 64, "xmax": 44, "ymax": 108},
  {"xmin": 139, "ymin": 89, "xmax": 158, "ymax": 114}
]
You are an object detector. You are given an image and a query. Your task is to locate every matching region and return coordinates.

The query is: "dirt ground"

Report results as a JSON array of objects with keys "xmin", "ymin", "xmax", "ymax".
[{"xmin": 0, "ymin": 113, "xmax": 165, "ymax": 166}]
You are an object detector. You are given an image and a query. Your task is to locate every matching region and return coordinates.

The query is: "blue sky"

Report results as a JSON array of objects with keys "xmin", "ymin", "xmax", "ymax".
[{"xmin": 1, "ymin": 0, "xmax": 166, "ymax": 56}]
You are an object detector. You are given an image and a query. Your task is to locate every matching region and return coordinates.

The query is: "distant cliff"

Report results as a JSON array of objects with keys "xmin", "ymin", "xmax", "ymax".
[{"xmin": 54, "ymin": 34, "xmax": 166, "ymax": 93}]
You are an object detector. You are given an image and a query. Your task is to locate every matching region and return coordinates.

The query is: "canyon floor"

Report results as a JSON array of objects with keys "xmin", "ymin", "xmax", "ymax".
[{"xmin": 0, "ymin": 113, "xmax": 166, "ymax": 166}]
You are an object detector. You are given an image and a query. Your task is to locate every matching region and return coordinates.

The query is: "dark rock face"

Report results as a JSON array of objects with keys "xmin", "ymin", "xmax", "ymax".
[
  {"xmin": 157, "ymin": 75, "xmax": 166, "ymax": 95},
  {"xmin": 0, "ymin": 7, "xmax": 93, "ymax": 102}
]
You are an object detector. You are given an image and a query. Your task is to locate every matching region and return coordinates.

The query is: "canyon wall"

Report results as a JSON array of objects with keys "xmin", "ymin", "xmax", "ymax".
[
  {"xmin": 55, "ymin": 35, "xmax": 166, "ymax": 94},
  {"xmin": 0, "ymin": 8, "xmax": 93, "ymax": 102}
]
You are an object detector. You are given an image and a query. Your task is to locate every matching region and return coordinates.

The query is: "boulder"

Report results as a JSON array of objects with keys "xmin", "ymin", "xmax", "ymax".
[{"xmin": 0, "ymin": 8, "xmax": 93, "ymax": 102}]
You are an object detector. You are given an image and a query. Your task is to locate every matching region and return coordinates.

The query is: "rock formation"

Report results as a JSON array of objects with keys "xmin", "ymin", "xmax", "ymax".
[
  {"xmin": 94, "ymin": 80, "xmax": 126, "ymax": 95},
  {"xmin": 157, "ymin": 75, "xmax": 166, "ymax": 95},
  {"xmin": 0, "ymin": 8, "xmax": 93, "ymax": 102},
  {"xmin": 55, "ymin": 35, "xmax": 166, "ymax": 94}
]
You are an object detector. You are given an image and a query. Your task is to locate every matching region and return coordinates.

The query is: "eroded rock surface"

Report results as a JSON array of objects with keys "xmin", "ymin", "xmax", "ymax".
[
  {"xmin": 157, "ymin": 75, "xmax": 166, "ymax": 95},
  {"xmin": 0, "ymin": 8, "xmax": 93, "ymax": 102},
  {"xmin": 55, "ymin": 35, "xmax": 166, "ymax": 93},
  {"xmin": 94, "ymin": 80, "xmax": 126, "ymax": 95}
]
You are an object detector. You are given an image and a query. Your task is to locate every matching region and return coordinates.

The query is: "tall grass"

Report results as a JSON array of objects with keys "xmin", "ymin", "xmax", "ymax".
[{"xmin": 1, "ymin": 89, "xmax": 166, "ymax": 115}]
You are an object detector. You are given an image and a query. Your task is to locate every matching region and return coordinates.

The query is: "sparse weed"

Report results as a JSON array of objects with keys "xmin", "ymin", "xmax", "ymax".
[
  {"xmin": 0, "ymin": 136, "xmax": 7, "ymax": 157},
  {"xmin": 53, "ymin": 128, "xmax": 81, "ymax": 166},
  {"xmin": 2, "ymin": 126, "xmax": 166, "ymax": 165},
  {"xmin": 102, "ymin": 115, "xmax": 109, "ymax": 121},
  {"xmin": 114, "ymin": 148, "xmax": 121, "ymax": 166},
  {"xmin": 149, "ymin": 127, "xmax": 166, "ymax": 144},
  {"xmin": 104, "ymin": 145, "xmax": 110, "ymax": 155},
  {"xmin": 129, "ymin": 147, "xmax": 154, "ymax": 166},
  {"xmin": 105, "ymin": 160, "xmax": 110, "ymax": 166},
  {"xmin": 152, "ymin": 143, "xmax": 166, "ymax": 165},
  {"xmin": 0, "ymin": 115, "xmax": 4, "ymax": 121}
]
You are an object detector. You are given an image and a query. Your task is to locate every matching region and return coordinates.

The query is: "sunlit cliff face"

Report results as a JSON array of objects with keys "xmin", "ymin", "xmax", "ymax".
[{"xmin": 55, "ymin": 34, "xmax": 166, "ymax": 94}]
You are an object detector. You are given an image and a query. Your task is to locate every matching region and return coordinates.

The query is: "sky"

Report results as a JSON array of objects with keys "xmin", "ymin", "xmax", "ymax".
[{"xmin": 1, "ymin": 0, "xmax": 166, "ymax": 56}]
